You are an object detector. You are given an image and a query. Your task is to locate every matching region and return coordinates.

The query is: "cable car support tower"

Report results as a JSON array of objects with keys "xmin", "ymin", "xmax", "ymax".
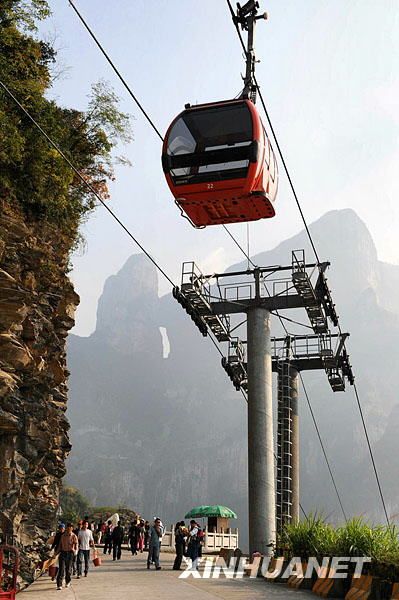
[{"xmin": 173, "ymin": 250, "xmax": 354, "ymax": 556}]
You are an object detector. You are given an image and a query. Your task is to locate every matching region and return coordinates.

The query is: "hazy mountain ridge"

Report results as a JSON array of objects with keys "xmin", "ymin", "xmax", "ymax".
[{"xmin": 66, "ymin": 209, "xmax": 399, "ymax": 540}]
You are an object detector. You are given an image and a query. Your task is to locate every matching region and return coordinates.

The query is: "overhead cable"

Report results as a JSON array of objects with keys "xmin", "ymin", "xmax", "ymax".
[
  {"xmin": 68, "ymin": 1, "xmax": 164, "ymax": 141},
  {"xmin": 222, "ymin": 224, "xmax": 257, "ymax": 269},
  {"xmin": 353, "ymin": 382, "xmax": 391, "ymax": 527},
  {"xmin": 299, "ymin": 372, "xmax": 348, "ymax": 522}
]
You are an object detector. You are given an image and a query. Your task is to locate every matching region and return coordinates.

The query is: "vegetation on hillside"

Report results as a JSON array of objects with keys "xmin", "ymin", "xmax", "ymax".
[
  {"xmin": 0, "ymin": 0, "xmax": 132, "ymax": 237},
  {"xmin": 60, "ymin": 486, "xmax": 137, "ymax": 526}
]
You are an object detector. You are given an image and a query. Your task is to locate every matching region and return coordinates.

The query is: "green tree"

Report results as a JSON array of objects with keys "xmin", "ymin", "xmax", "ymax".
[
  {"xmin": 0, "ymin": 0, "xmax": 132, "ymax": 236},
  {"xmin": 60, "ymin": 486, "xmax": 90, "ymax": 525},
  {"xmin": 1, "ymin": 0, "xmax": 51, "ymax": 32}
]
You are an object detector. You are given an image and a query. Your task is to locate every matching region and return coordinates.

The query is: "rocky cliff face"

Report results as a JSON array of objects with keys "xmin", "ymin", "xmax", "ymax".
[{"xmin": 0, "ymin": 199, "xmax": 79, "ymax": 579}]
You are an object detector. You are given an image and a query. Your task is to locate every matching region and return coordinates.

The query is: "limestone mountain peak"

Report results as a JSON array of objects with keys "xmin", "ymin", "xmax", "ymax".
[{"xmin": 94, "ymin": 253, "xmax": 160, "ymax": 353}]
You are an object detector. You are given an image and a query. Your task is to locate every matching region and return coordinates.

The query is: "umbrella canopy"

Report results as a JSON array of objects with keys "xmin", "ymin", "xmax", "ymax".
[{"xmin": 184, "ymin": 505, "xmax": 237, "ymax": 519}]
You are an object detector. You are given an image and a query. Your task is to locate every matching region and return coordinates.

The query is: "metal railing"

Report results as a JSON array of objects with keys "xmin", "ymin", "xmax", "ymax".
[{"xmin": 160, "ymin": 527, "xmax": 239, "ymax": 551}]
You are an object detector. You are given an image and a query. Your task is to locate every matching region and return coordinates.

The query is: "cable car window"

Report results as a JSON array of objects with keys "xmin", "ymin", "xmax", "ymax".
[
  {"xmin": 167, "ymin": 118, "xmax": 196, "ymax": 156},
  {"xmin": 166, "ymin": 103, "xmax": 253, "ymax": 184},
  {"xmin": 199, "ymin": 140, "xmax": 250, "ymax": 174},
  {"xmin": 204, "ymin": 141, "xmax": 251, "ymax": 151},
  {"xmin": 198, "ymin": 158, "xmax": 249, "ymax": 174},
  {"xmin": 166, "ymin": 118, "xmax": 196, "ymax": 177}
]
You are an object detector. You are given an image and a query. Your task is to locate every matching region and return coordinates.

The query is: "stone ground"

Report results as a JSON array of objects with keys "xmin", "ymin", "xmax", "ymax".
[{"xmin": 21, "ymin": 552, "xmax": 315, "ymax": 600}]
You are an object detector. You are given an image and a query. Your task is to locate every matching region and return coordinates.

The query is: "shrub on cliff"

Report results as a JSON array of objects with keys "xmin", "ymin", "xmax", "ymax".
[{"xmin": 0, "ymin": 0, "xmax": 132, "ymax": 236}]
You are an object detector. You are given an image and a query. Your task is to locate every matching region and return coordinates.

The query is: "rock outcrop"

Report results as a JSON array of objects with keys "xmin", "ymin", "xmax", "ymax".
[{"xmin": 0, "ymin": 199, "xmax": 79, "ymax": 580}]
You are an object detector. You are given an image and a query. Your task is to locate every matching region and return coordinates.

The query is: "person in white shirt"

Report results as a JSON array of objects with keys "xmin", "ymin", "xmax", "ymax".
[{"xmin": 77, "ymin": 521, "xmax": 95, "ymax": 578}]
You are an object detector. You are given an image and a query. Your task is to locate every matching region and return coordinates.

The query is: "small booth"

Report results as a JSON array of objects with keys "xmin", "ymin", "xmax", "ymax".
[
  {"xmin": 160, "ymin": 505, "xmax": 239, "ymax": 552},
  {"xmin": 184, "ymin": 505, "xmax": 238, "ymax": 551},
  {"xmin": 185, "ymin": 505, "xmax": 238, "ymax": 532}
]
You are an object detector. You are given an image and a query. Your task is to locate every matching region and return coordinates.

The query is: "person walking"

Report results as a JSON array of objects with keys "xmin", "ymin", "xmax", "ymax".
[
  {"xmin": 128, "ymin": 520, "xmax": 138, "ymax": 556},
  {"xmin": 56, "ymin": 523, "xmax": 78, "ymax": 591},
  {"xmin": 50, "ymin": 523, "xmax": 65, "ymax": 581},
  {"xmin": 77, "ymin": 521, "xmax": 95, "ymax": 578},
  {"xmin": 173, "ymin": 521, "xmax": 186, "ymax": 571},
  {"xmin": 198, "ymin": 527, "xmax": 205, "ymax": 558},
  {"xmin": 72, "ymin": 520, "xmax": 83, "ymax": 576},
  {"xmin": 96, "ymin": 521, "xmax": 103, "ymax": 545},
  {"xmin": 137, "ymin": 519, "xmax": 145, "ymax": 553},
  {"xmin": 99, "ymin": 520, "xmax": 107, "ymax": 546},
  {"xmin": 187, "ymin": 520, "xmax": 201, "ymax": 567},
  {"xmin": 111, "ymin": 521, "xmax": 124, "ymax": 561},
  {"xmin": 83, "ymin": 515, "xmax": 93, "ymax": 531},
  {"xmin": 147, "ymin": 518, "xmax": 163, "ymax": 570},
  {"xmin": 103, "ymin": 520, "xmax": 113, "ymax": 555},
  {"xmin": 144, "ymin": 520, "xmax": 150, "ymax": 550},
  {"xmin": 51, "ymin": 523, "xmax": 65, "ymax": 552}
]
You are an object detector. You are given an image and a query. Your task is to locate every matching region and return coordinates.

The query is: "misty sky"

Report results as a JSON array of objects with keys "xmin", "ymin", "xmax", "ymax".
[{"xmin": 42, "ymin": 0, "xmax": 399, "ymax": 336}]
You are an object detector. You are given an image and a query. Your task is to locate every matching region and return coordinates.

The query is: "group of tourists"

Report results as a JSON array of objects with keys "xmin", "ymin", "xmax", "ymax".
[
  {"xmin": 102, "ymin": 517, "xmax": 150, "ymax": 559},
  {"xmin": 173, "ymin": 520, "xmax": 205, "ymax": 570},
  {"xmin": 101, "ymin": 516, "xmax": 165, "ymax": 569},
  {"xmin": 100, "ymin": 517, "xmax": 205, "ymax": 571},
  {"xmin": 50, "ymin": 514, "xmax": 206, "ymax": 589}
]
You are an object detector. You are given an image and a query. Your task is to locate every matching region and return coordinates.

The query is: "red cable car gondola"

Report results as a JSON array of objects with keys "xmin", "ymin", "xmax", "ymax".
[{"xmin": 162, "ymin": 98, "xmax": 278, "ymax": 228}]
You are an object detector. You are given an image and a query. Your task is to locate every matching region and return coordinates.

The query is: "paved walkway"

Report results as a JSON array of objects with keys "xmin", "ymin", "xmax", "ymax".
[{"xmin": 22, "ymin": 552, "xmax": 314, "ymax": 599}]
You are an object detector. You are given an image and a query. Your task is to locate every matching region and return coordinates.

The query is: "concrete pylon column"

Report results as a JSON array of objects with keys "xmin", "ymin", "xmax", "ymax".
[{"xmin": 247, "ymin": 307, "xmax": 275, "ymax": 556}]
